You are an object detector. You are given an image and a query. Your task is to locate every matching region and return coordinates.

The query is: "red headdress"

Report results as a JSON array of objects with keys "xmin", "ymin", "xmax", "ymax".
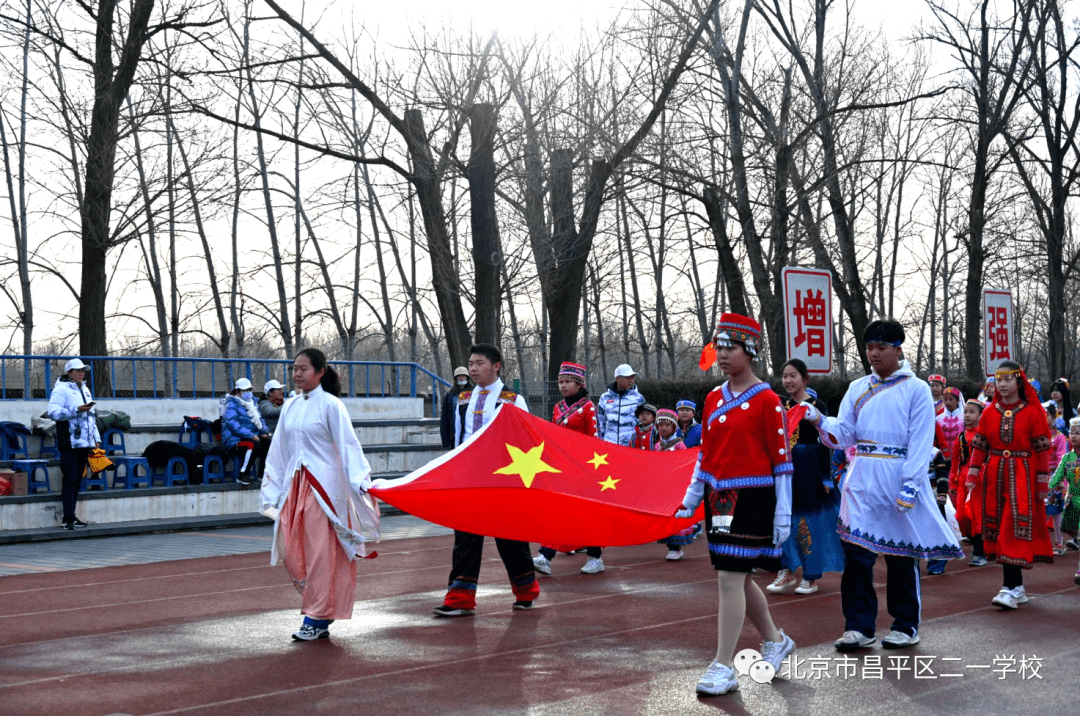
[{"xmin": 700, "ymin": 313, "xmax": 762, "ymax": 370}]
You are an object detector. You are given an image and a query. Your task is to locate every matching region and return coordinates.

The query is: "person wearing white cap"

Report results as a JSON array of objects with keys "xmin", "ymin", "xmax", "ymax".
[
  {"xmin": 222, "ymin": 377, "xmax": 271, "ymax": 484},
  {"xmin": 260, "ymin": 379, "xmax": 287, "ymax": 433},
  {"xmin": 47, "ymin": 358, "xmax": 100, "ymax": 529},
  {"xmin": 596, "ymin": 364, "xmax": 646, "ymax": 447}
]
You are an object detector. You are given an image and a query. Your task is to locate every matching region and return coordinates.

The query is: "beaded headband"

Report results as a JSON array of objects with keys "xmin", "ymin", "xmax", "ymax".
[
  {"xmin": 944, "ymin": 387, "xmax": 962, "ymax": 399},
  {"xmin": 995, "ymin": 368, "xmax": 1022, "ymax": 382},
  {"xmin": 965, "ymin": 398, "xmax": 985, "ymax": 410}
]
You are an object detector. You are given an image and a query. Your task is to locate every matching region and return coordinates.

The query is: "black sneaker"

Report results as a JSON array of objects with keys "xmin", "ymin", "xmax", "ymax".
[
  {"xmin": 62, "ymin": 522, "xmax": 75, "ymax": 531},
  {"xmin": 512, "ymin": 600, "xmax": 534, "ymax": 610},
  {"xmin": 72, "ymin": 518, "xmax": 88, "ymax": 528},
  {"xmin": 433, "ymin": 604, "xmax": 474, "ymax": 617},
  {"xmin": 237, "ymin": 476, "xmax": 253, "ymax": 486}
]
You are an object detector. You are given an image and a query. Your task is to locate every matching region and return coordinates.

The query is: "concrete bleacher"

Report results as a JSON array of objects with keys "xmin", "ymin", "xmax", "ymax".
[{"xmin": 0, "ymin": 396, "xmax": 445, "ymax": 534}]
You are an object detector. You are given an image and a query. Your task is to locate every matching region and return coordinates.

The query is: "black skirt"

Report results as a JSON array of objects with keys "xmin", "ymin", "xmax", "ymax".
[{"xmin": 704, "ymin": 484, "xmax": 781, "ymax": 573}]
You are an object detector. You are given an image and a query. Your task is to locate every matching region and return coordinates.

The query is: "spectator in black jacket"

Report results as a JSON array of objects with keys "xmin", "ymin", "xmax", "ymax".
[{"xmin": 440, "ymin": 367, "xmax": 471, "ymax": 448}]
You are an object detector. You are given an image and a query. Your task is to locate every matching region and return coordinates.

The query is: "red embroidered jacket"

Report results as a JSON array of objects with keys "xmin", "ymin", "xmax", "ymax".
[
  {"xmin": 693, "ymin": 383, "xmax": 793, "ymax": 491},
  {"xmin": 552, "ymin": 396, "xmax": 598, "ymax": 438}
]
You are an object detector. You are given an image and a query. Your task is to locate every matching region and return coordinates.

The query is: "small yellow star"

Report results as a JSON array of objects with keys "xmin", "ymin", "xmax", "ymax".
[
  {"xmin": 494, "ymin": 442, "xmax": 561, "ymax": 488},
  {"xmin": 587, "ymin": 452, "xmax": 609, "ymax": 469},
  {"xmin": 598, "ymin": 476, "xmax": 620, "ymax": 491}
]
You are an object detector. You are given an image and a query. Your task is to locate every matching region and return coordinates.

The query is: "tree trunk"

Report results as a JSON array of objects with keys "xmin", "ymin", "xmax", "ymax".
[
  {"xmin": 247, "ymin": 48, "xmax": 294, "ymax": 358},
  {"xmin": 79, "ymin": 0, "xmax": 157, "ymax": 390},
  {"xmin": 467, "ymin": 104, "xmax": 502, "ymax": 345}
]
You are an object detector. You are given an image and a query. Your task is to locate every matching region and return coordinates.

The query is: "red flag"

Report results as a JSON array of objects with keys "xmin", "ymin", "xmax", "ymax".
[
  {"xmin": 786, "ymin": 403, "xmax": 808, "ymax": 442},
  {"xmin": 369, "ymin": 405, "xmax": 704, "ymax": 545}
]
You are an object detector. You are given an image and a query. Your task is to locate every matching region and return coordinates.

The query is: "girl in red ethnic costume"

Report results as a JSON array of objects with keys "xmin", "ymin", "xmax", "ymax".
[
  {"xmin": 949, "ymin": 398, "xmax": 987, "ymax": 566},
  {"xmin": 675, "ymin": 313, "xmax": 794, "ymax": 696},
  {"xmin": 654, "ymin": 410, "xmax": 696, "ymax": 561},
  {"xmin": 532, "ymin": 362, "xmax": 606, "ymax": 576},
  {"xmin": 966, "ymin": 361, "xmax": 1055, "ymax": 610}
]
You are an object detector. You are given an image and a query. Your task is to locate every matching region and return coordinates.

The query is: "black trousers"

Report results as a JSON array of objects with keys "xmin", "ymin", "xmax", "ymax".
[
  {"xmin": 444, "ymin": 530, "xmax": 539, "ymax": 608},
  {"xmin": 59, "ymin": 447, "xmax": 90, "ymax": 523},
  {"xmin": 841, "ymin": 540, "xmax": 921, "ymax": 638}
]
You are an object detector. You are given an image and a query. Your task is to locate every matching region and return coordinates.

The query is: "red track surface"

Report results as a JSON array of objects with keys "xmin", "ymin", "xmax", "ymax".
[{"xmin": 1, "ymin": 535, "xmax": 1077, "ymax": 715}]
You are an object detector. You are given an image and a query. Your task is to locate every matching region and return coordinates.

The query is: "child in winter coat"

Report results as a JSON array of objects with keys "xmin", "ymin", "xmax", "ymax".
[
  {"xmin": 631, "ymin": 404, "xmax": 658, "ymax": 450},
  {"xmin": 654, "ymin": 409, "xmax": 695, "ymax": 561}
]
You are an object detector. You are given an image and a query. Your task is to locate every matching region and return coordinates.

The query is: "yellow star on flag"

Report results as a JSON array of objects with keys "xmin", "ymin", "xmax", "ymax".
[
  {"xmin": 587, "ymin": 452, "xmax": 609, "ymax": 470},
  {"xmin": 494, "ymin": 442, "xmax": 561, "ymax": 488},
  {"xmin": 598, "ymin": 476, "xmax": 620, "ymax": 491}
]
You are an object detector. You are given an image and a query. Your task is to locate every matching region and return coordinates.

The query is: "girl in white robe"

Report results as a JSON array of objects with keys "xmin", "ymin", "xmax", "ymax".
[{"xmin": 261, "ymin": 348, "xmax": 380, "ymax": 641}]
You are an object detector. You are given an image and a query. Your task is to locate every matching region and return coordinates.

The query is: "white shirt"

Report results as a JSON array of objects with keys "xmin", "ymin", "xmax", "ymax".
[
  {"xmin": 261, "ymin": 385, "xmax": 378, "ymax": 562},
  {"xmin": 455, "ymin": 378, "xmax": 530, "ymax": 446}
]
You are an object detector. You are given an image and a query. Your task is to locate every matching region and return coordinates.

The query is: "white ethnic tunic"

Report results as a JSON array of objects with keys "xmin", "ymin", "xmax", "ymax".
[{"xmin": 814, "ymin": 361, "xmax": 963, "ymax": 560}]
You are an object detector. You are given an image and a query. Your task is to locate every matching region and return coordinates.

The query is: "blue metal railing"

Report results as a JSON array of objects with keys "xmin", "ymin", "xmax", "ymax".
[{"xmin": 0, "ymin": 355, "xmax": 451, "ymax": 415}]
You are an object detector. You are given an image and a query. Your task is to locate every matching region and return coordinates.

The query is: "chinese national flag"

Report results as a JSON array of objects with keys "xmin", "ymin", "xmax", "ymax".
[{"xmin": 369, "ymin": 405, "xmax": 704, "ymax": 545}]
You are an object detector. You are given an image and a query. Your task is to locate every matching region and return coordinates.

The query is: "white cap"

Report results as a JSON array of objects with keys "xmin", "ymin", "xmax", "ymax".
[
  {"xmin": 614, "ymin": 364, "xmax": 637, "ymax": 378},
  {"xmin": 264, "ymin": 379, "xmax": 285, "ymax": 393},
  {"xmin": 64, "ymin": 358, "xmax": 88, "ymax": 372},
  {"xmin": 235, "ymin": 378, "xmax": 253, "ymax": 391}
]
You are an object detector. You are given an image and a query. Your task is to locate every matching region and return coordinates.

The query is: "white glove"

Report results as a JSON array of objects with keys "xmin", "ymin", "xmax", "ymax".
[
  {"xmin": 675, "ymin": 507, "xmax": 695, "ymax": 519},
  {"xmin": 773, "ymin": 521, "xmax": 791, "ymax": 546},
  {"xmin": 800, "ymin": 401, "xmax": 821, "ymax": 425}
]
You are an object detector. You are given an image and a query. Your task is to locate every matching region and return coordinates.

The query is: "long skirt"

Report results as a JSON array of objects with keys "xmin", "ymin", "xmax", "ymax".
[
  {"xmin": 780, "ymin": 489, "xmax": 845, "ymax": 579},
  {"xmin": 279, "ymin": 470, "xmax": 357, "ymax": 620},
  {"xmin": 1062, "ymin": 501, "xmax": 1080, "ymax": 535}
]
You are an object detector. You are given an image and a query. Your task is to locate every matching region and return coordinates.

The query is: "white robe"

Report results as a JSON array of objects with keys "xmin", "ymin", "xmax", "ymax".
[
  {"xmin": 816, "ymin": 361, "xmax": 963, "ymax": 560},
  {"xmin": 261, "ymin": 384, "xmax": 379, "ymax": 563}
]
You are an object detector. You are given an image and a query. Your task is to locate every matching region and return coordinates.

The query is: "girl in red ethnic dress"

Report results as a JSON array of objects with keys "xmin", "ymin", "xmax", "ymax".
[
  {"xmin": 966, "ymin": 361, "xmax": 1055, "ymax": 610},
  {"xmin": 675, "ymin": 313, "xmax": 795, "ymax": 696},
  {"xmin": 532, "ymin": 362, "xmax": 605, "ymax": 576},
  {"xmin": 949, "ymin": 398, "xmax": 987, "ymax": 566}
]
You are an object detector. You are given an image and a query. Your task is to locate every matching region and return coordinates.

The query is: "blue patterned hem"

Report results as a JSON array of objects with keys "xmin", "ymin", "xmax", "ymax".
[
  {"xmin": 837, "ymin": 523, "xmax": 964, "ymax": 560},
  {"xmin": 774, "ymin": 461, "xmax": 794, "ymax": 476},
  {"xmin": 695, "ymin": 471, "xmax": 774, "ymax": 490},
  {"xmin": 448, "ymin": 579, "xmax": 477, "ymax": 592},
  {"xmin": 708, "ymin": 542, "xmax": 782, "ymax": 559}
]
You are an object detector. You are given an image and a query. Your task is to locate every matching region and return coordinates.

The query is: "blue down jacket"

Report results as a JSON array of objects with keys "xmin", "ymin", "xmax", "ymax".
[
  {"xmin": 221, "ymin": 395, "xmax": 268, "ymax": 450},
  {"xmin": 596, "ymin": 383, "xmax": 646, "ymax": 447}
]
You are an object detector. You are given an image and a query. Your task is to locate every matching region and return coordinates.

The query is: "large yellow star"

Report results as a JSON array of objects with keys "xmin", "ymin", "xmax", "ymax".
[
  {"xmin": 587, "ymin": 452, "xmax": 609, "ymax": 470},
  {"xmin": 494, "ymin": 442, "xmax": 561, "ymax": 488},
  {"xmin": 598, "ymin": 476, "xmax": 620, "ymax": 491}
]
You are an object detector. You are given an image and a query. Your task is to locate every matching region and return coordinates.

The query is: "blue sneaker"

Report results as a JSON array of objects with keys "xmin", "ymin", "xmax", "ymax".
[{"xmin": 926, "ymin": 560, "xmax": 946, "ymax": 575}]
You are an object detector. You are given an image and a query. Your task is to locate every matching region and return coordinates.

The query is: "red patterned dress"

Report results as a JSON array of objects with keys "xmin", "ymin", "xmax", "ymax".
[
  {"xmin": 967, "ymin": 401, "xmax": 1055, "ymax": 567},
  {"xmin": 542, "ymin": 391, "xmax": 599, "ymax": 554},
  {"xmin": 949, "ymin": 428, "xmax": 981, "ymax": 537}
]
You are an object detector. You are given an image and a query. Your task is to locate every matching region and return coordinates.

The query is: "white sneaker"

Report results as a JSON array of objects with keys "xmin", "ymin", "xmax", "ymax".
[
  {"xmin": 766, "ymin": 569, "xmax": 797, "ymax": 593},
  {"xmin": 881, "ymin": 630, "xmax": 920, "ymax": 648},
  {"xmin": 532, "ymin": 555, "xmax": 552, "ymax": 576},
  {"xmin": 761, "ymin": 630, "xmax": 795, "ymax": 672},
  {"xmin": 991, "ymin": 586, "xmax": 1028, "ymax": 609},
  {"xmin": 666, "ymin": 549, "xmax": 684, "ymax": 561},
  {"xmin": 696, "ymin": 661, "xmax": 739, "ymax": 696},
  {"xmin": 580, "ymin": 557, "xmax": 605, "ymax": 574},
  {"xmin": 834, "ymin": 630, "xmax": 876, "ymax": 652},
  {"xmin": 793, "ymin": 579, "xmax": 818, "ymax": 595}
]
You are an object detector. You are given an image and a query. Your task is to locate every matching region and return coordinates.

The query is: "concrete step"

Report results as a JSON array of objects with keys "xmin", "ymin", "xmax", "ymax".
[{"xmin": 0, "ymin": 477, "xmax": 409, "ymax": 535}]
